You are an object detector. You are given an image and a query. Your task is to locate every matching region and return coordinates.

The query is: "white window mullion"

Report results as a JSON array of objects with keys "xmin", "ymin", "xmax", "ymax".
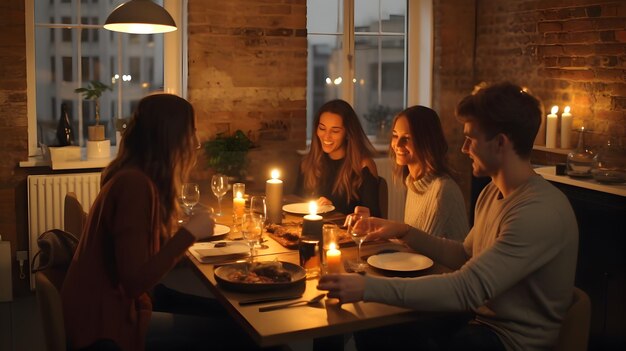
[{"xmin": 342, "ymin": 0, "xmax": 354, "ymax": 104}]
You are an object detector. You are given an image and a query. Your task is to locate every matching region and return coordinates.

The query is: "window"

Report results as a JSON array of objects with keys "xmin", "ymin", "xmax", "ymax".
[
  {"xmin": 306, "ymin": 0, "xmax": 432, "ymax": 138},
  {"xmin": 26, "ymin": 0, "xmax": 186, "ymax": 157}
]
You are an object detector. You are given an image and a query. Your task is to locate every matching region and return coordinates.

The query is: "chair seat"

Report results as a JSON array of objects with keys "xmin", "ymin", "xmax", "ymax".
[{"xmin": 553, "ymin": 287, "xmax": 591, "ymax": 351}]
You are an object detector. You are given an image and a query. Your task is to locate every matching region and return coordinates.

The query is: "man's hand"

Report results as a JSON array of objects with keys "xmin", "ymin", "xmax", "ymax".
[{"xmin": 317, "ymin": 273, "xmax": 366, "ymax": 304}]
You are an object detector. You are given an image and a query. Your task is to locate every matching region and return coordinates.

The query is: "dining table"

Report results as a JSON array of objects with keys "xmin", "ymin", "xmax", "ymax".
[{"xmin": 185, "ymin": 192, "xmax": 452, "ymax": 350}]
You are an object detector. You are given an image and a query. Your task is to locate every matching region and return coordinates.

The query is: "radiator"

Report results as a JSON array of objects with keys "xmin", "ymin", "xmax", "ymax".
[
  {"xmin": 27, "ymin": 172, "xmax": 101, "ymax": 288},
  {"xmin": 374, "ymin": 157, "xmax": 406, "ymax": 222}
]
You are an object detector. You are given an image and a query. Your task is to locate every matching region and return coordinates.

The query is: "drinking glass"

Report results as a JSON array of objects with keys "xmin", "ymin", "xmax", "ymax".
[
  {"xmin": 250, "ymin": 195, "xmax": 268, "ymax": 249},
  {"xmin": 241, "ymin": 213, "xmax": 263, "ymax": 258},
  {"xmin": 181, "ymin": 183, "xmax": 200, "ymax": 215},
  {"xmin": 347, "ymin": 213, "xmax": 369, "ymax": 273},
  {"xmin": 211, "ymin": 174, "xmax": 229, "ymax": 216}
]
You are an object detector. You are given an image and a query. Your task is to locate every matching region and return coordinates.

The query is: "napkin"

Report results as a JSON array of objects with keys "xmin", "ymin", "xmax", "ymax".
[{"xmin": 188, "ymin": 241, "xmax": 250, "ymax": 263}]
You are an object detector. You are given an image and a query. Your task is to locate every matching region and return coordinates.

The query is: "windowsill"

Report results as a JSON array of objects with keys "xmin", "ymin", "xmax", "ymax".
[
  {"xmin": 19, "ymin": 146, "xmax": 117, "ymax": 170},
  {"xmin": 535, "ymin": 166, "xmax": 626, "ymax": 197},
  {"xmin": 532, "ymin": 145, "xmax": 572, "ymax": 155}
]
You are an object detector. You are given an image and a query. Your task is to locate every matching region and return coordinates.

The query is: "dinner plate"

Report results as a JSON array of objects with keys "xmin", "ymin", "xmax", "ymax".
[
  {"xmin": 188, "ymin": 241, "xmax": 249, "ymax": 263},
  {"xmin": 282, "ymin": 202, "xmax": 335, "ymax": 215},
  {"xmin": 196, "ymin": 223, "xmax": 230, "ymax": 241},
  {"xmin": 214, "ymin": 261, "xmax": 306, "ymax": 293},
  {"xmin": 367, "ymin": 252, "xmax": 434, "ymax": 272}
]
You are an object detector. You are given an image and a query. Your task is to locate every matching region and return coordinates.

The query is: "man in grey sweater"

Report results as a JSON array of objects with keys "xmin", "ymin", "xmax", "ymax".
[{"xmin": 318, "ymin": 82, "xmax": 578, "ymax": 351}]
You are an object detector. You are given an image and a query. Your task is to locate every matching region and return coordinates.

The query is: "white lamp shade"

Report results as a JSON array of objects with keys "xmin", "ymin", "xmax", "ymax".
[{"xmin": 104, "ymin": 0, "xmax": 177, "ymax": 34}]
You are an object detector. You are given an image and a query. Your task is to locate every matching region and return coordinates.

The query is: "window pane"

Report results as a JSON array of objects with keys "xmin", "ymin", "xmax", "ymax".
[
  {"xmin": 354, "ymin": 35, "xmax": 405, "ymax": 135},
  {"xmin": 308, "ymin": 0, "xmax": 342, "ymax": 34}
]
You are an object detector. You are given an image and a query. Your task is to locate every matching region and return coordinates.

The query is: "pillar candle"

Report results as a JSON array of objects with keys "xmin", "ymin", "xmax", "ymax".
[
  {"xmin": 266, "ymin": 169, "xmax": 283, "ymax": 224},
  {"xmin": 233, "ymin": 191, "xmax": 245, "ymax": 218},
  {"xmin": 326, "ymin": 243, "xmax": 342, "ymax": 274},
  {"xmin": 302, "ymin": 201, "xmax": 323, "ymax": 239},
  {"xmin": 546, "ymin": 105, "xmax": 558, "ymax": 148},
  {"xmin": 561, "ymin": 106, "xmax": 572, "ymax": 149}
]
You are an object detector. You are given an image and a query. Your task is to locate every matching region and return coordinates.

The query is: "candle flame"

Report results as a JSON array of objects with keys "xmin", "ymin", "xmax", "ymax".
[
  {"xmin": 270, "ymin": 169, "xmax": 280, "ymax": 179},
  {"xmin": 236, "ymin": 191, "xmax": 242, "ymax": 199},
  {"xmin": 308, "ymin": 201, "xmax": 318, "ymax": 216},
  {"xmin": 564, "ymin": 106, "xmax": 571, "ymax": 114},
  {"xmin": 551, "ymin": 105, "xmax": 559, "ymax": 115},
  {"xmin": 329, "ymin": 243, "xmax": 337, "ymax": 251}
]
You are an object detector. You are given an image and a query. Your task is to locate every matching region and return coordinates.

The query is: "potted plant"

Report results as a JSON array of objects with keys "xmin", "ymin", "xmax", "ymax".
[
  {"xmin": 204, "ymin": 130, "xmax": 255, "ymax": 179},
  {"xmin": 363, "ymin": 104, "xmax": 393, "ymax": 142},
  {"xmin": 75, "ymin": 80, "xmax": 112, "ymax": 141},
  {"xmin": 75, "ymin": 80, "xmax": 112, "ymax": 159}
]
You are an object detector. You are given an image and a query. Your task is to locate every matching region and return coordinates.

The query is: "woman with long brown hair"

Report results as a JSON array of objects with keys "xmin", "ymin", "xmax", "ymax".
[
  {"xmin": 390, "ymin": 105, "xmax": 468, "ymax": 241},
  {"xmin": 61, "ymin": 94, "xmax": 215, "ymax": 350},
  {"xmin": 296, "ymin": 99, "xmax": 381, "ymax": 217}
]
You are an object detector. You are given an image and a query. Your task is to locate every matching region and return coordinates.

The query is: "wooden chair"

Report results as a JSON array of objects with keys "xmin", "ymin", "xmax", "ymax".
[
  {"xmin": 378, "ymin": 177, "xmax": 388, "ymax": 219},
  {"xmin": 64, "ymin": 192, "xmax": 87, "ymax": 238},
  {"xmin": 554, "ymin": 287, "xmax": 591, "ymax": 351},
  {"xmin": 35, "ymin": 271, "xmax": 66, "ymax": 351}
]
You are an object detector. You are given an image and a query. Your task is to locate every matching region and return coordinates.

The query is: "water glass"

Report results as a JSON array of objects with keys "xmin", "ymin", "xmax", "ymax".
[
  {"xmin": 250, "ymin": 195, "xmax": 267, "ymax": 248},
  {"xmin": 241, "ymin": 213, "xmax": 263, "ymax": 258},
  {"xmin": 181, "ymin": 183, "xmax": 200, "ymax": 215},
  {"xmin": 211, "ymin": 174, "xmax": 229, "ymax": 216},
  {"xmin": 232, "ymin": 182, "xmax": 245, "ymax": 198}
]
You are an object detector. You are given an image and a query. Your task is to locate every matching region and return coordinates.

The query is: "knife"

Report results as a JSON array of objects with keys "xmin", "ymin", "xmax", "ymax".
[{"xmin": 238, "ymin": 294, "xmax": 302, "ymax": 306}]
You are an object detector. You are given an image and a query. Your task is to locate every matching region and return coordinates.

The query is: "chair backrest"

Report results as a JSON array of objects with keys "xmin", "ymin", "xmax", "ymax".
[
  {"xmin": 64, "ymin": 192, "xmax": 87, "ymax": 238},
  {"xmin": 35, "ymin": 271, "xmax": 66, "ymax": 351},
  {"xmin": 378, "ymin": 177, "xmax": 388, "ymax": 219},
  {"xmin": 553, "ymin": 287, "xmax": 591, "ymax": 351}
]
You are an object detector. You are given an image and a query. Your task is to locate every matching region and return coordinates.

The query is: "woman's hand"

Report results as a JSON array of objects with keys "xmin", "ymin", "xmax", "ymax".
[
  {"xmin": 183, "ymin": 210, "xmax": 215, "ymax": 240},
  {"xmin": 344, "ymin": 206, "xmax": 371, "ymax": 227},
  {"xmin": 317, "ymin": 273, "xmax": 366, "ymax": 304},
  {"xmin": 316, "ymin": 196, "xmax": 333, "ymax": 207},
  {"xmin": 356, "ymin": 217, "xmax": 411, "ymax": 242}
]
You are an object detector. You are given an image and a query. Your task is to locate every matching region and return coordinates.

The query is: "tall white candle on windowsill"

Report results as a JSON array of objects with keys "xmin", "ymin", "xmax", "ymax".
[
  {"xmin": 266, "ymin": 169, "xmax": 283, "ymax": 224},
  {"xmin": 546, "ymin": 105, "xmax": 558, "ymax": 148},
  {"xmin": 560, "ymin": 106, "xmax": 572, "ymax": 149}
]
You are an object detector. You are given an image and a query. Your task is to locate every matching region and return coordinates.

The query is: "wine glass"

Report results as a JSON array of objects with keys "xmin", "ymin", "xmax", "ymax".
[
  {"xmin": 181, "ymin": 183, "xmax": 200, "ymax": 215},
  {"xmin": 347, "ymin": 213, "xmax": 369, "ymax": 273},
  {"xmin": 241, "ymin": 213, "xmax": 263, "ymax": 258},
  {"xmin": 250, "ymin": 195, "xmax": 268, "ymax": 249},
  {"xmin": 211, "ymin": 174, "xmax": 229, "ymax": 216}
]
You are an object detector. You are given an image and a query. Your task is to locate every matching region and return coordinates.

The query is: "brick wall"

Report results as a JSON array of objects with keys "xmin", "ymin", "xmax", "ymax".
[{"xmin": 186, "ymin": 0, "xmax": 307, "ymax": 192}]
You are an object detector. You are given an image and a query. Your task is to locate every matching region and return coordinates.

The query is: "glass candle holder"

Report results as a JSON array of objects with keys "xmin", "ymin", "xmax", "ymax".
[{"xmin": 566, "ymin": 128, "xmax": 594, "ymax": 178}]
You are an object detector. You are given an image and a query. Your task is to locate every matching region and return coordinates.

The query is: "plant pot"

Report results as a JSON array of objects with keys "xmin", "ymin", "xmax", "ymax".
[
  {"xmin": 87, "ymin": 139, "xmax": 111, "ymax": 159},
  {"xmin": 88, "ymin": 125, "xmax": 106, "ymax": 141}
]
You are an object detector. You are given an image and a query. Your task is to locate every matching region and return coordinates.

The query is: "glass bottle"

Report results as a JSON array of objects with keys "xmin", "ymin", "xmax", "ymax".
[
  {"xmin": 566, "ymin": 128, "xmax": 594, "ymax": 178},
  {"xmin": 591, "ymin": 137, "xmax": 626, "ymax": 184},
  {"xmin": 56, "ymin": 103, "xmax": 75, "ymax": 146}
]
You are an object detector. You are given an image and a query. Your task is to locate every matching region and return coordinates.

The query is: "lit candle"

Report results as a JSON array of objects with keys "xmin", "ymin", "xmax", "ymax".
[
  {"xmin": 233, "ymin": 191, "xmax": 245, "ymax": 217},
  {"xmin": 326, "ymin": 243, "xmax": 342, "ymax": 274},
  {"xmin": 560, "ymin": 106, "xmax": 572, "ymax": 149},
  {"xmin": 546, "ymin": 105, "xmax": 558, "ymax": 148},
  {"xmin": 302, "ymin": 201, "xmax": 323, "ymax": 240},
  {"xmin": 265, "ymin": 169, "xmax": 283, "ymax": 224}
]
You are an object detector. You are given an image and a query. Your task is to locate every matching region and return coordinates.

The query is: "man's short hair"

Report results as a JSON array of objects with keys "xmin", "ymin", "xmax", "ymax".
[{"xmin": 456, "ymin": 82, "xmax": 541, "ymax": 158}]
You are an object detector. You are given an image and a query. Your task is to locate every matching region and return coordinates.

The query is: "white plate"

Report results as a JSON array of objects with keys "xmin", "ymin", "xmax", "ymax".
[
  {"xmin": 367, "ymin": 252, "xmax": 434, "ymax": 272},
  {"xmin": 188, "ymin": 241, "xmax": 249, "ymax": 263},
  {"xmin": 196, "ymin": 223, "xmax": 230, "ymax": 241},
  {"xmin": 282, "ymin": 202, "xmax": 335, "ymax": 215}
]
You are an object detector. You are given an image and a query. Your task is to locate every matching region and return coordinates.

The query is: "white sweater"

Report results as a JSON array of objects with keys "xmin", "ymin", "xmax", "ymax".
[{"xmin": 403, "ymin": 174, "xmax": 468, "ymax": 242}]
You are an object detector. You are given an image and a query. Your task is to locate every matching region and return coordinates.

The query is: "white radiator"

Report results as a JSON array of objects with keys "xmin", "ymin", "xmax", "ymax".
[
  {"xmin": 27, "ymin": 172, "xmax": 101, "ymax": 288},
  {"xmin": 374, "ymin": 157, "xmax": 406, "ymax": 222}
]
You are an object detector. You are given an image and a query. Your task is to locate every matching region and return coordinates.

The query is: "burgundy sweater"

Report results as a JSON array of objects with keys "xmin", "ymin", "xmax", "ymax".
[{"xmin": 61, "ymin": 168, "xmax": 195, "ymax": 350}]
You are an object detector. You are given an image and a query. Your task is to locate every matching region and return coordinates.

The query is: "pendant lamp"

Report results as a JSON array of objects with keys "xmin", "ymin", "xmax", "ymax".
[{"xmin": 104, "ymin": 0, "xmax": 177, "ymax": 34}]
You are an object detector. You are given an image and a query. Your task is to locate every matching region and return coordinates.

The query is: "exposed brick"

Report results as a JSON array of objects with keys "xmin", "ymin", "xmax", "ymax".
[
  {"xmin": 538, "ymin": 22, "xmax": 562, "ymax": 33},
  {"xmin": 563, "ymin": 19, "xmax": 594, "ymax": 32},
  {"xmin": 586, "ymin": 5, "xmax": 602, "ymax": 18},
  {"xmin": 616, "ymin": 31, "xmax": 626, "ymax": 43}
]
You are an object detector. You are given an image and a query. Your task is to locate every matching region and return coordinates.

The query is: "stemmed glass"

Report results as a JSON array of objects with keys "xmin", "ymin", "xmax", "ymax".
[
  {"xmin": 250, "ymin": 195, "xmax": 268, "ymax": 249},
  {"xmin": 241, "ymin": 213, "xmax": 263, "ymax": 259},
  {"xmin": 347, "ymin": 213, "xmax": 369, "ymax": 273},
  {"xmin": 211, "ymin": 174, "xmax": 229, "ymax": 216},
  {"xmin": 181, "ymin": 183, "xmax": 200, "ymax": 216}
]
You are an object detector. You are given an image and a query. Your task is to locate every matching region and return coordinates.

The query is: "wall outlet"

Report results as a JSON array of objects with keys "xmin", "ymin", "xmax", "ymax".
[{"xmin": 16, "ymin": 250, "xmax": 28, "ymax": 261}]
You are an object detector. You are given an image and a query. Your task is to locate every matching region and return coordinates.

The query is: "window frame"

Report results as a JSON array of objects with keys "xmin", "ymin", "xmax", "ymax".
[
  {"xmin": 24, "ymin": 0, "xmax": 187, "ymax": 158},
  {"xmin": 305, "ymin": 0, "xmax": 432, "ymax": 138}
]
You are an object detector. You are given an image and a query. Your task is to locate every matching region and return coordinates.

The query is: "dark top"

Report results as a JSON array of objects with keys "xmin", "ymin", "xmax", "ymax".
[{"xmin": 296, "ymin": 155, "xmax": 381, "ymax": 217}]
